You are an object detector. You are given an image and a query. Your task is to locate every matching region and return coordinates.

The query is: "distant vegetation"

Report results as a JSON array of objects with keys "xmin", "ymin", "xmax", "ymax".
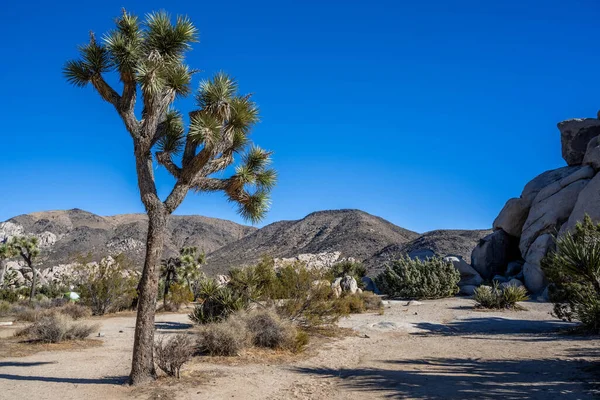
[{"xmin": 375, "ymin": 255, "xmax": 460, "ymax": 300}]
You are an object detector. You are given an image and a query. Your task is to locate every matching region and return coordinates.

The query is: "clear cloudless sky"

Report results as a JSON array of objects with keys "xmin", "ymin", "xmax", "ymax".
[{"xmin": 1, "ymin": 0, "xmax": 599, "ymax": 233}]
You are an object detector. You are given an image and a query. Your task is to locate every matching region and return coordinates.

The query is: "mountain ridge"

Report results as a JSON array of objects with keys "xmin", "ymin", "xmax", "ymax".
[{"xmin": 1, "ymin": 208, "xmax": 490, "ymax": 276}]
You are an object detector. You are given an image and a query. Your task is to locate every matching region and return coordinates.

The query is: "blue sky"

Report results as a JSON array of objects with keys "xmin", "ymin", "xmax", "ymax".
[{"xmin": 1, "ymin": 0, "xmax": 599, "ymax": 233}]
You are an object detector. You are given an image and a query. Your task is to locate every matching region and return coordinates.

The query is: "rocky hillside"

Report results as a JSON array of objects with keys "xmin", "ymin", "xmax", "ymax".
[
  {"xmin": 0, "ymin": 209, "xmax": 256, "ymax": 267},
  {"xmin": 365, "ymin": 229, "xmax": 492, "ymax": 275},
  {"xmin": 204, "ymin": 209, "xmax": 420, "ymax": 275}
]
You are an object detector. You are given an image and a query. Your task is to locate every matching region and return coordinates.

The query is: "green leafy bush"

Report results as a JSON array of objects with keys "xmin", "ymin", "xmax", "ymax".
[
  {"xmin": 542, "ymin": 215, "xmax": 600, "ymax": 332},
  {"xmin": 473, "ymin": 282, "xmax": 528, "ymax": 310},
  {"xmin": 74, "ymin": 254, "xmax": 138, "ymax": 315},
  {"xmin": 167, "ymin": 283, "xmax": 194, "ymax": 310},
  {"xmin": 273, "ymin": 262, "xmax": 348, "ymax": 327},
  {"xmin": 375, "ymin": 256, "xmax": 460, "ymax": 299},
  {"xmin": 189, "ymin": 278, "xmax": 246, "ymax": 324},
  {"xmin": 228, "ymin": 256, "xmax": 277, "ymax": 303},
  {"xmin": 0, "ymin": 289, "xmax": 21, "ymax": 303}
]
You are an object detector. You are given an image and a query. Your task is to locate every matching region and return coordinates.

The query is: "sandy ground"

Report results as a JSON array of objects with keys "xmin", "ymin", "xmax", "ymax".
[{"xmin": 0, "ymin": 298, "xmax": 599, "ymax": 400}]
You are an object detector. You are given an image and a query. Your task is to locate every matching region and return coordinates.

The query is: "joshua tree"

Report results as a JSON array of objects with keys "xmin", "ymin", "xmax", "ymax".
[
  {"xmin": 160, "ymin": 256, "xmax": 180, "ymax": 308},
  {"xmin": 0, "ymin": 241, "xmax": 18, "ymax": 288},
  {"xmin": 64, "ymin": 10, "xmax": 276, "ymax": 384},
  {"xmin": 179, "ymin": 246, "xmax": 205, "ymax": 291},
  {"xmin": 9, "ymin": 236, "xmax": 40, "ymax": 301}
]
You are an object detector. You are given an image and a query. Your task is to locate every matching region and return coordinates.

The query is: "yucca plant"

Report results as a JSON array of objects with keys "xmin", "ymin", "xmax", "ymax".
[
  {"xmin": 543, "ymin": 215, "xmax": 600, "ymax": 332},
  {"xmin": 64, "ymin": 10, "xmax": 276, "ymax": 384},
  {"xmin": 473, "ymin": 282, "xmax": 528, "ymax": 310},
  {"xmin": 189, "ymin": 278, "xmax": 246, "ymax": 324}
]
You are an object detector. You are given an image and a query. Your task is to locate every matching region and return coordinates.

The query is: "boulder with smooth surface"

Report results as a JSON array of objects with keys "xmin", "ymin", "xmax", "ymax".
[
  {"xmin": 493, "ymin": 198, "xmax": 530, "ymax": 237},
  {"xmin": 520, "ymin": 179, "xmax": 589, "ymax": 256},
  {"xmin": 558, "ymin": 118, "xmax": 600, "ymax": 166},
  {"xmin": 560, "ymin": 171, "xmax": 600, "ymax": 236}
]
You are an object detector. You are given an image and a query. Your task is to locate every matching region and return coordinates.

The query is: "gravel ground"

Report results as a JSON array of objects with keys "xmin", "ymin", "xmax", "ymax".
[{"xmin": 0, "ymin": 298, "xmax": 598, "ymax": 400}]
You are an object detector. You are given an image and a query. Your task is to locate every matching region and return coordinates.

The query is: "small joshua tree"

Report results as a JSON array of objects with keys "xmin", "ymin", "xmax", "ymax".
[
  {"xmin": 9, "ymin": 236, "xmax": 40, "ymax": 301},
  {"xmin": 160, "ymin": 256, "xmax": 180, "ymax": 309},
  {"xmin": 0, "ymin": 241, "xmax": 18, "ymax": 288},
  {"xmin": 64, "ymin": 10, "xmax": 276, "ymax": 384},
  {"xmin": 161, "ymin": 246, "xmax": 204, "ymax": 308}
]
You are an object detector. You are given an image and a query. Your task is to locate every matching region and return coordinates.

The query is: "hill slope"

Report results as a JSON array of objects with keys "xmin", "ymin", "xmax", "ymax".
[
  {"xmin": 365, "ymin": 229, "xmax": 492, "ymax": 275},
  {"xmin": 204, "ymin": 209, "xmax": 419, "ymax": 274},
  {"xmin": 1, "ymin": 209, "xmax": 256, "ymax": 267}
]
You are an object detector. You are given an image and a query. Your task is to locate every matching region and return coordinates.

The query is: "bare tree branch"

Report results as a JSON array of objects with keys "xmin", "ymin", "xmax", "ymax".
[{"xmin": 156, "ymin": 152, "xmax": 181, "ymax": 178}]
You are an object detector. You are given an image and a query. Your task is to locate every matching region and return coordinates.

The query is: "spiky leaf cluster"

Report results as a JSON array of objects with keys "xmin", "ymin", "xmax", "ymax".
[{"xmin": 64, "ymin": 10, "xmax": 276, "ymax": 224}]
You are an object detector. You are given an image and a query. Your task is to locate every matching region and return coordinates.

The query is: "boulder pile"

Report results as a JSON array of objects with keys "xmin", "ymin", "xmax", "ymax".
[{"xmin": 472, "ymin": 118, "xmax": 600, "ymax": 294}]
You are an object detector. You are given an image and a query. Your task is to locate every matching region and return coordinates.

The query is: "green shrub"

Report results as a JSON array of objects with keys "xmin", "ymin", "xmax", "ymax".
[
  {"xmin": 18, "ymin": 313, "xmax": 98, "ymax": 343},
  {"xmin": 0, "ymin": 300, "xmax": 10, "ymax": 316},
  {"xmin": 473, "ymin": 282, "xmax": 528, "ymax": 310},
  {"xmin": 196, "ymin": 318, "xmax": 249, "ymax": 356},
  {"xmin": 189, "ymin": 278, "xmax": 246, "ymax": 324},
  {"xmin": 228, "ymin": 256, "xmax": 278, "ymax": 303},
  {"xmin": 327, "ymin": 261, "xmax": 367, "ymax": 287},
  {"xmin": 0, "ymin": 289, "xmax": 20, "ymax": 303},
  {"xmin": 168, "ymin": 283, "xmax": 194, "ymax": 310},
  {"xmin": 154, "ymin": 334, "xmax": 195, "ymax": 378},
  {"xmin": 375, "ymin": 256, "xmax": 460, "ymax": 299},
  {"xmin": 74, "ymin": 254, "xmax": 138, "ymax": 315},
  {"xmin": 334, "ymin": 294, "xmax": 366, "ymax": 314},
  {"xmin": 543, "ymin": 215, "xmax": 600, "ymax": 332},
  {"xmin": 274, "ymin": 263, "xmax": 347, "ymax": 327}
]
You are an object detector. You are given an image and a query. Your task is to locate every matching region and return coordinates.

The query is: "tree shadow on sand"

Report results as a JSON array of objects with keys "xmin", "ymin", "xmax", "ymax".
[
  {"xmin": 154, "ymin": 321, "xmax": 193, "ymax": 331},
  {"xmin": 411, "ymin": 317, "xmax": 593, "ymax": 342},
  {"xmin": 294, "ymin": 354, "xmax": 600, "ymax": 399},
  {"xmin": 0, "ymin": 374, "xmax": 128, "ymax": 385}
]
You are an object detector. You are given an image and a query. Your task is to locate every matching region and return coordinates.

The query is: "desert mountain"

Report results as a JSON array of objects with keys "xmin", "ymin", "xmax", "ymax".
[
  {"xmin": 1, "ymin": 208, "xmax": 491, "ymax": 277},
  {"xmin": 0, "ymin": 209, "xmax": 256, "ymax": 267},
  {"xmin": 204, "ymin": 209, "xmax": 420, "ymax": 275}
]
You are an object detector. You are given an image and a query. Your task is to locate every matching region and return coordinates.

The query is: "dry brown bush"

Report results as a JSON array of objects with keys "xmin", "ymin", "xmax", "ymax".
[
  {"xmin": 17, "ymin": 314, "xmax": 98, "ymax": 343},
  {"xmin": 196, "ymin": 318, "xmax": 249, "ymax": 356},
  {"xmin": 154, "ymin": 334, "xmax": 195, "ymax": 378}
]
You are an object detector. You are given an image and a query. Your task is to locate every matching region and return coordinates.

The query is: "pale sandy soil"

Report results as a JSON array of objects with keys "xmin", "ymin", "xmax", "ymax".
[{"xmin": 0, "ymin": 298, "xmax": 599, "ymax": 400}]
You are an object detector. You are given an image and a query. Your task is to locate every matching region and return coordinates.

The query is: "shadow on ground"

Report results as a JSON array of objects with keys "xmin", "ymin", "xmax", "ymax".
[
  {"xmin": 0, "ymin": 374, "xmax": 127, "ymax": 385},
  {"xmin": 154, "ymin": 321, "xmax": 193, "ymax": 331},
  {"xmin": 294, "ymin": 354, "xmax": 600, "ymax": 399},
  {"xmin": 411, "ymin": 317, "xmax": 590, "ymax": 342},
  {"xmin": 0, "ymin": 361, "xmax": 57, "ymax": 367}
]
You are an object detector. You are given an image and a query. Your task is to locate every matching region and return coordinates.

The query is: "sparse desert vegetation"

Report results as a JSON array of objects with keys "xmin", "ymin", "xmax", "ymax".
[{"xmin": 3, "ymin": 2, "xmax": 600, "ymax": 399}]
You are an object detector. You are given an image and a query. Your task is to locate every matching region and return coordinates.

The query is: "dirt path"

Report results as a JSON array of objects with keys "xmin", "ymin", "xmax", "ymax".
[{"xmin": 1, "ymin": 298, "xmax": 599, "ymax": 400}]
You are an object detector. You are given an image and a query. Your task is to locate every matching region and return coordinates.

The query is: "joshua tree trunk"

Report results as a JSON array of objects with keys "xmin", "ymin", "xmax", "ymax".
[
  {"xmin": 0, "ymin": 259, "xmax": 7, "ymax": 288},
  {"xmin": 130, "ymin": 207, "xmax": 167, "ymax": 384},
  {"xmin": 28, "ymin": 261, "xmax": 36, "ymax": 301}
]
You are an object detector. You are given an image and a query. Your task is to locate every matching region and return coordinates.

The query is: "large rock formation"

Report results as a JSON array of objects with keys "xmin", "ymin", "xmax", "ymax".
[{"xmin": 479, "ymin": 118, "xmax": 600, "ymax": 293}]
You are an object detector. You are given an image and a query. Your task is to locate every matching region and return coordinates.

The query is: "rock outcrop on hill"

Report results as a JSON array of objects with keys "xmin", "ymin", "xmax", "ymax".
[{"xmin": 475, "ymin": 118, "xmax": 600, "ymax": 293}]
